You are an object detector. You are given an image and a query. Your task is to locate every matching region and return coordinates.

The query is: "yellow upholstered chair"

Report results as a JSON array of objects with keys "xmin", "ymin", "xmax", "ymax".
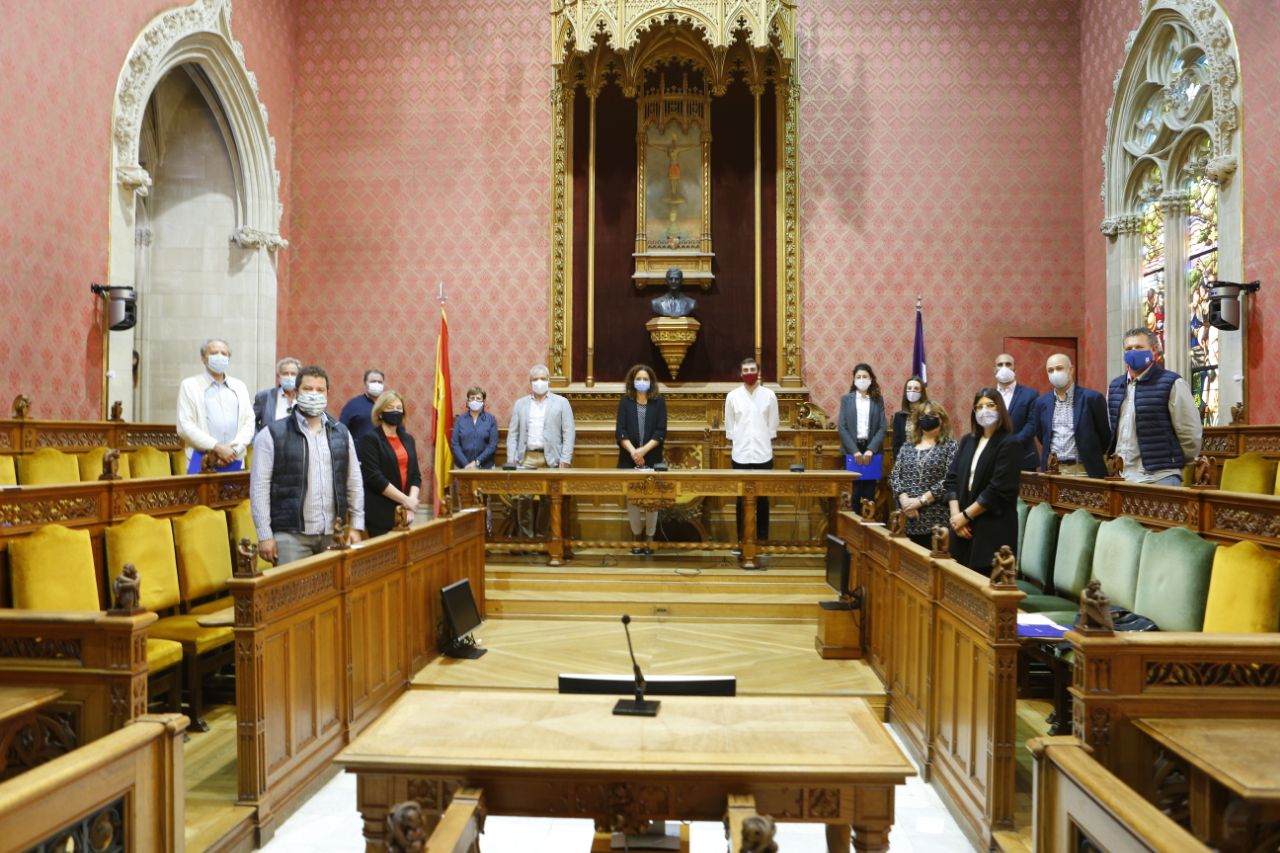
[
  {"xmin": 170, "ymin": 450, "xmax": 188, "ymax": 476},
  {"xmin": 77, "ymin": 447, "xmax": 131, "ymax": 481},
  {"xmin": 229, "ymin": 499, "xmax": 272, "ymax": 572},
  {"xmin": 0, "ymin": 455, "xmax": 15, "ymax": 486},
  {"xmin": 128, "ymin": 446, "xmax": 173, "ymax": 479},
  {"xmin": 16, "ymin": 448, "xmax": 80, "ymax": 486},
  {"xmin": 1219, "ymin": 452, "xmax": 1278, "ymax": 496},
  {"xmin": 105, "ymin": 513, "xmax": 229, "ymax": 729},
  {"xmin": 172, "ymin": 506, "xmax": 234, "ymax": 614},
  {"xmin": 10, "ymin": 523, "xmax": 182, "ymax": 713},
  {"xmin": 1202, "ymin": 541, "xmax": 1280, "ymax": 633}
]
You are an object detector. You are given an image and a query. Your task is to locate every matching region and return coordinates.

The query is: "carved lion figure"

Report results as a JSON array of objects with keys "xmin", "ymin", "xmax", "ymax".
[
  {"xmin": 859, "ymin": 498, "xmax": 876, "ymax": 521},
  {"xmin": 385, "ymin": 802, "xmax": 427, "ymax": 853},
  {"xmin": 109, "ymin": 400, "xmax": 125, "ymax": 422},
  {"xmin": 236, "ymin": 537, "xmax": 262, "ymax": 576},
  {"xmin": 100, "ymin": 449, "xmax": 122, "ymax": 481},
  {"xmin": 394, "ymin": 505, "xmax": 412, "ymax": 531},
  {"xmin": 740, "ymin": 815, "xmax": 779, "ymax": 853},
  {"xmin": 111, "ymin": 563, "xmax": 142, "ymax": 612},
  {"xmin": 990, "ymin": 545, "xmax": 1018, "ymax": 587},
  {"xmin": 794, "ymin": 401, "xmax": 832, "ymax": 430},
  {"xmin": 330, "ymin": 517, "xmax": 350, "ymax": 551},
  {"xmin": 1045, "ymin": 452, "xmax": 1060, "ymax": 475},
  {"xmin": 887, "ymin": 509, "xmax": 906, "ymax": 537},
  {"xmin": 1230, "ymin": 401, "xmax": 1246, "ymax": 425},
  {"xmin": 1192, "ymin": 455, "xmax": 1216, "ymax": 487},
  {"xmin": 931, "ymin": 525, "xmax": 949, "ymax": 555},
  {"xmin": 1079, "ymin": 579, "xmax": 1115, "ymax": 632},
  {"xmin": 11, "ymin": 394, "xmax": 31, "ymax": 419},
  {"xmin": 1105, "ymin": 455, "xmax": 1125, "ymax": 479}
]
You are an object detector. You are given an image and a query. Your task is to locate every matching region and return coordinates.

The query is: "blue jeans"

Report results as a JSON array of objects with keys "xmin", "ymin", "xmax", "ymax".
[
  {"xmin": 275, "ymin": 531, "xmax": 329, "ymax": 565},
  {"xmin": 1152, "ymin": 474, "xmax": 1183, "ymax": 487}
]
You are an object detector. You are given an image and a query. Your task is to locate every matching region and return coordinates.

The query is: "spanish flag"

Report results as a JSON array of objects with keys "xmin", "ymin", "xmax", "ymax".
[{"xmin": 430, "ymin": 306, "xmax": 453, "ymax": 514}]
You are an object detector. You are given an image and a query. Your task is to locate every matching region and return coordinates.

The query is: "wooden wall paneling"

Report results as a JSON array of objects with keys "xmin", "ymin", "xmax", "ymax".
[
  {"xmin": 405, "ymin": 518, "xmax": 451, "ymax": 670},
  {"xmin": 0, "ymin": 419, "xmax": 182, "ymax": 456},
  {"xmin": 0, "ymin": 713, "xmax": 188, "ymax": 853},
  {"xmin": 345, "ymin": 535, "xmax": 410, "ymax": 737},
  {"xmin": 873, "ymin": 526, "xmax": 932, "ymax": 775}
]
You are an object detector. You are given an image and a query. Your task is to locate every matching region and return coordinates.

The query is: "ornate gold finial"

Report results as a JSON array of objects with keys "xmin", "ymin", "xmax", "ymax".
[
  {"xmin": 990, "ymin": 545, "xmax": 1018, "ymax": 587},
  {"xmin": 11, "ymin": 394, "xmax": 31, "ymax": 419},
  {"xmin": 236, "ymin": 537, "xmax": 264, "ymax": 577},
  {"xmin": 1079, "ymin": 579, "xmax": 1115, "ymax": 634},
  {"xmin": 385, "ymin": 802, "xmax": 427, "ymax": 853},
  {"xmin": 930, "ymin": 525, "xmax": 950, "ymax": 557},
  {"xmin": 99, "ymin": 449, "xmax": 123, "ymax": 481},
  {"xmin": 110, "ymin": 563, "xmax": 143, "ymax": 614}
]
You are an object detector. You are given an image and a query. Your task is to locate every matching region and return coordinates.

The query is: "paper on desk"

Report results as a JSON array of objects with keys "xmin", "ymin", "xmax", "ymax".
[
  {"xmin": 1018, "ymin": 613, "xmax": 1066, "ymax": 627},
  {"xmin": 1017, "ymin": 612, "xmax": 1070, "ymax": 638}
]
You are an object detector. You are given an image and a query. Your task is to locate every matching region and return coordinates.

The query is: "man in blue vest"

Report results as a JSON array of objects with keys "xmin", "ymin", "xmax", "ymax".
[
  {"xmin": 1106, "ymin": 327, "xmax": 1203, "ymax": 486},
  {"xmin": 250, "ymin": 364, "xmax": 366, "ymax": 565}
]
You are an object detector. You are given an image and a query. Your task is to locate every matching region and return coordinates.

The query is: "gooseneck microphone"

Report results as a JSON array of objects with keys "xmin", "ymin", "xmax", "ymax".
[{"xmin": 612, "ymin": 614, "xmax": 660, "ymax": 716}]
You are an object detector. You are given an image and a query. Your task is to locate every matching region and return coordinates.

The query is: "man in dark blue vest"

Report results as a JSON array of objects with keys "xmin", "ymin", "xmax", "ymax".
[
  {"xmin": 1106, "ymin": 327, "xmax": 1203, "ymax": 486},
  {"xmin": 250, "ymin": 364, "xmax": 366, "ymax": 565}
]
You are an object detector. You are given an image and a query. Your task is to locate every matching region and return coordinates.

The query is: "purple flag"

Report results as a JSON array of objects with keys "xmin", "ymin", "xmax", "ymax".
[{"xmin": 912, "ymin": 301, "xmax": 927, "ymax": 383}]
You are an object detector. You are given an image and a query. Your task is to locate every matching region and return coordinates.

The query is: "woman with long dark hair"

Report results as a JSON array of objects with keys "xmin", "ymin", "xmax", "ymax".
[
  {"xmin": 616, "ymin": 364, "xmax": 668, "ymax": 555},
  {"xmin": 837, "ymin": 363, "xmax": 887, "ymax": 509},
  {"xmin": 891, "ymin": 375, "xmax": 928, "ymax": 457},
  {"xmin": 943, "ymin": 388, "xmax": 1022, "ymax": 573}
]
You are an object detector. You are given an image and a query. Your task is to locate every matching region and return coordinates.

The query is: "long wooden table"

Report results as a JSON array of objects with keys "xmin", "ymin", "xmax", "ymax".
[
  {"xmin": 453, "ymin": 468, "xmax": 854, "ymax": 568},
  {"xmin": 336, "ymin": 689, "xmax": 913, "ymax": 852}
]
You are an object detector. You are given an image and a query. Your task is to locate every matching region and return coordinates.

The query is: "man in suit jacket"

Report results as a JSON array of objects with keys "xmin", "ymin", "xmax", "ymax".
[
  {"xmin": 507, "ymin": 364, "xmax": 576, "ymax": 468},
  {"xmin": 252, "ymin": 357, "xmax": 302, "ymax": 434},
  {"xmin": 1029, "ymin": 353, "xmax": 1111, "ymax": 478},
  {"xmin": 995, "ymin": 353, "xmax": 1040, "ymax": 471}
]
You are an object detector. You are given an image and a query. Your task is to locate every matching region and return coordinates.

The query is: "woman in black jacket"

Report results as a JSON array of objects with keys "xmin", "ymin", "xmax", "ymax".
[
  {"xmin": 890, "ymin": 375, "xmax": 928, "ymax": 457},
  {"xmin": 616, "ymin": 364, "xmax": 668, "ymax": 555},
  {"xmin": 837, "ymin": 363, "xmax": 888, "ymax": 509},
  {"xmin": 944, "ymin": 387, "xmax": 1022, "ymax": 574},
  {"xmin": 357, "ymin": 391, "xmax": 422, "ymax": 538}
]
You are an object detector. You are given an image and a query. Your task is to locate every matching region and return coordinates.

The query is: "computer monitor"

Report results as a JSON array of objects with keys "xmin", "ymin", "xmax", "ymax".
[
  {"xmin": 825, "ymin": 534, "xmax": 850, "ymax": 596},
  {"xmin": 440, "ymin": 578, "xmax": 486, "ymax": 658}
]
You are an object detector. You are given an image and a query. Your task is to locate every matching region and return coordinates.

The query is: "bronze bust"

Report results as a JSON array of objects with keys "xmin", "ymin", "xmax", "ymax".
[{"xmin": 651, "ymin": 268, "xmax": 697, "ymax": 318}]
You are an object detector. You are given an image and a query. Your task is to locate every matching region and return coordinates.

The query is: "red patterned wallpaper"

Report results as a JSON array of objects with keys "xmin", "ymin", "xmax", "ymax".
[
  {"xmin": 797, "ymin": 0, "xmax": 1086, "ymax": 428},
  {"xmin": 0, "ymin": 0, "xmax": 294, "ymax": 420}
]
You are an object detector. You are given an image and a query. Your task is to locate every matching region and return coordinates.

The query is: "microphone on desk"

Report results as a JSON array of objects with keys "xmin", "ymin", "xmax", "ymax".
[{"xmin": 612, "ymin": 615, "xmax": 660, "ymax": 717}]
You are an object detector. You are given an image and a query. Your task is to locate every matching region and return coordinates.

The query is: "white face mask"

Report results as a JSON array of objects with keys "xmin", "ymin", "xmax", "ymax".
[
  {"xmin": 468, "ymin": 399, "xmax": 484, "ymax": 412},
  {"xmin": 854, "ymin": 378, "xmax": 871, "ymax": 392},
  {"xmin": 206, "ymin": 353, "xmax": 230, "ymax": 375},
  {"xmin": 975, "ymin": 409, "xmax": 1000, "ymax": 428},
  {"xmin": 995, "ymin": 366, "xmax": 1015, "ymax": 385},
  {"xmin": 1048, "ymin": 370, "xmax": 1071, "ymax": 389},
  {"xmin": 905, "ymin": 390, "xmax": 922, "ymax": 403},
  {"xmin": 296, "ymin": 391, "xmax": 328, "ymax": 416},
  {"xmin": 279, "ymin": 375, "xmax": 297, "ymax": 391},
  {"xmin": 531, "ymin": 379, "xmax": 550, "ymax": 396},
  {"xmin": 367, "ymin": 381, "xmax": 384, "ymax": 396}
]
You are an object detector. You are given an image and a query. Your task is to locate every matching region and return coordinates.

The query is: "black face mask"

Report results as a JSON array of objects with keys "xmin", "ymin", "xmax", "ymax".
[
  {"xmin": 917, "ymin": 415, "xmax": 941, "ymax": 432},
  {"xmin": 381, "ymin": 411, "xmax": 404, "ymax": 427}
]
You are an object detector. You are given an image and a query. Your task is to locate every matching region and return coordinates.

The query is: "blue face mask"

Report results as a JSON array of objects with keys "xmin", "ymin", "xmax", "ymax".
[
  {"xmin": 280, "ymin": 375, "xmax": 297, "ymax": 391},
  {"xmin": 633, "ymin": 380, "xmax": 651, "ymax": 393},
  {"xmin": 1123, "ymin": 349, "xmax": 1154, "ymax": 373}
]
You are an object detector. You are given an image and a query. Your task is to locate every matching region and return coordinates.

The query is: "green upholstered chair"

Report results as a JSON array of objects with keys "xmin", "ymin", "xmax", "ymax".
[
  {"xmin": 1020, "ymin": 509, "xmax": 1100, "ymax": 614},
  {"xmin": 1202, "ymin": 541, "xmax": 1280, "ymax": 633},
  {"xmin": 1132, "ymin": 527, "xmax": 1218, "ymax": 632},
  {"xmin": 1016, "ymin": 499, "xmax": 1030, "ymax": 556},
  {"xmin": 1015, "ymin": 502, "xmax": 1058, "ymax": 596},
  {"xmin": 1219, "ymin": 452, "xmax": 1278, "ymax": 496},
  {"xmin": 1089, "ymin": 516, "xmax": 1149, "ymax": 612}
]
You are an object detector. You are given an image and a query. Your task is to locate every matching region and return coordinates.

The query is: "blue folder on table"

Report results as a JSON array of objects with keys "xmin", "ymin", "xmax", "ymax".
[
  {"xmin": 845, "ymin": 453, "xmax": 883, "ymax": 481},
  {"xmin": 187, "ymin": 451, "xmax": 244, "ymax": 475}
]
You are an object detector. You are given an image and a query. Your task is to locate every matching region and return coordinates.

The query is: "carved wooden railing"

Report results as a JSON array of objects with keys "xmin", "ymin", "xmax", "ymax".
[
  {"xmin": 0, "ymin": 610, "xmax": 155, "ymax": 746},
  {"xmin": 1028, "ymin": 736, "xmax": 1210, "ymax": 853},
  {"xmin": 1019, "ymin": 473, "xmax": 1280, "ymax": 550},
  {"xmin": 1068, "ymin": 630, "xmax": 1280, "ymax": 799},
  {"xmin": 0, "ymin": 418, "xmax": 181, "ymax": 455},
  {"xmin": 1200, "ymin": 423, "xmax": 1280, "ymax": 460},
  {"xmin": 838, "ymin": 512, "xmax": 1023, "ymax": 849},
  {"xmin": 229, "ymin": 509, "xmax": 485, "ymax": 843},
  {"xmin": 0, "ymin": 713, "xmax": 187, "ymax": 852}
]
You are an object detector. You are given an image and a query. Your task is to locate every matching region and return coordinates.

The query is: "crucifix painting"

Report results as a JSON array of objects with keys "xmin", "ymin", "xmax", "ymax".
[{"xmin": 646, "ymin": 124, "xmax": 702, "ymax": 249}]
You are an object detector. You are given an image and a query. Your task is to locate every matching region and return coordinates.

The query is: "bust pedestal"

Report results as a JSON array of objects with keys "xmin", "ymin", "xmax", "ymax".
[{"xmin": 645, "ymin": 316, "xmax": 701, "ymax": 381}]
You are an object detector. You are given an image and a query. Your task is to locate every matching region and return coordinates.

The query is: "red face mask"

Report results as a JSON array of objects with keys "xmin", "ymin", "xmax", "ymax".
[{"xmin": 741, "ymin": 371, "xmax": 759, "ymax": 386}]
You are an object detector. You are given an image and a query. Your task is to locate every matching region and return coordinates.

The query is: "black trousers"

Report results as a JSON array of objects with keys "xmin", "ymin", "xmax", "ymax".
[
  {"xmin": 852, "ymin": 477, "xmax": 879, "ymax": 507},
  {"xmin": 733, "ymin": 457, "xmax": 772, "ymax": 540}
]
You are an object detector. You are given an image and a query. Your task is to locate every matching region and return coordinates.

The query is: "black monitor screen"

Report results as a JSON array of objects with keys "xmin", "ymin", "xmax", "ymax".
[
  {"xmin": 825, "ymin": 534, "xmax": 850, "ymax": 596},
  {"xmin": 441, "ymin": 578, "xmax": 483, "ymax": 643}
]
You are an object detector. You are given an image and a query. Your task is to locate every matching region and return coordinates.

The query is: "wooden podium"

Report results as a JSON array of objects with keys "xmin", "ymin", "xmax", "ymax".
[{"xmin": 815, "ymin": 600, "xmax": 863, "ymax": 660}]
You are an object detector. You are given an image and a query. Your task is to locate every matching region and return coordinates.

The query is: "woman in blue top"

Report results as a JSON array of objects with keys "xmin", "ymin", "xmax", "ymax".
[{"xmin": 450, "ymin": 386, "xmax": 499, "ymax": 469}]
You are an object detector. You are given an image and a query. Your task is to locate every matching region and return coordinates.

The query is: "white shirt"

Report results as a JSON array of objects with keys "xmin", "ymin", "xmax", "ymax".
[
  {"xmin": 273, "ymin": 390, "xmax": 294, "ymax": 422},
  {"xmin": 969, "ymin": 436, "xmax": 990, "ymax": 491},
  {"xmin": 204, "ymin": 379, "xmax": 239, "ymax": 446},
  {"xmin": 724, "ymin": 384, "xmax": 779, "ymax": 464},
  {"xmin": 998, "ymin": 383, "xmax": 1016, "ymax": 411},
  {"xmin": 527, "ymin": 395, "xmax": 548, "ymax": 450},
  {"xmin": 855, "ymin": 394, "xmax": 871, "ymax": 439}
]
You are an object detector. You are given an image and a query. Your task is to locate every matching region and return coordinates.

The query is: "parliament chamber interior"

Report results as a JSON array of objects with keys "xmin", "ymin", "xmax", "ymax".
[{"xmin": 3, "ymin": 0, "xmax": 1280, "ymax": 851}]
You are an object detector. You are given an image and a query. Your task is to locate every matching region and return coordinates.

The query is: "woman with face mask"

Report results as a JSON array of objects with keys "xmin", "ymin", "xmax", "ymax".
[
  {"xmin": 450, "ymin": 386, "xmax": 499, "ymax": 470},
  {"xmin": 357, "ymin": 391, "xmax": 422, "ymax": 538},
  {"xmin": 837, "ymin": 363, "xmax": 888, "ymax": 511},
  {"xmin": 616, "ymin": 364, "xmax": 668, "ymax": 555},
  {"xmin": 888, "ymin": 401, "xmax": 957, "ymax": 549},
  {"xmin": 943, "ymin": 388, "xmax": 1023, "ymax": 574},
  {"xmin": 891, "ymin": 375, "xmax": 928, "ymax": 457}
]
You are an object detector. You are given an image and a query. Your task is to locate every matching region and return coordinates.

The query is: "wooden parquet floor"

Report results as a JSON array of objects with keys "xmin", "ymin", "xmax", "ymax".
[
  {"xmin": 184, "ymin": 705, "xmax": 254, "ymax": 853},
  {"xmin": 412, "ymin": 618, "xmax": 886, "ymax": 712}
]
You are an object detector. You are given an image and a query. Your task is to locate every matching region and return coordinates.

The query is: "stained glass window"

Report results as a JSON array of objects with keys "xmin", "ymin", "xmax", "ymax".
[
  {"xmin": 1185, "ymin": 138, "xmax": 1219, "ymax": 425},
  {"xmin": 1140, "ymin": 166, "xmax": 1165, "ymax": 359}
]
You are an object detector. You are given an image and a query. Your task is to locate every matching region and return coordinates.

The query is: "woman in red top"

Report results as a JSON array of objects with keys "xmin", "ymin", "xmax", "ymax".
[{"xmin": 357, "ymin": 390, "xmax": 422, "ymax": 538}]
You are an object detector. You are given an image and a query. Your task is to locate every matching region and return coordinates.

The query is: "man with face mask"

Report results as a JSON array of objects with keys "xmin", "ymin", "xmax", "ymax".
[
  {"xmin": 253, "ymin": 357, "xmax": 302, "ymax": 433},
  {"xmin": 1106, "ymin": 327, "xmax": 1202, "ymax": 486},
  {"xmin": 176, "ymin": 338, "xmax": 255, "ymax": 470},
  {"xmin": 250, "ymin": 365, "xmax": 366, "ymax": 565},
  {"xmin": 339, "ymin": 368, "xmax": 387, "ymax": 443},
  {"xmin": 1027, "ymin": 353, "xmax": 1111, "ymax": 478},
  {"xmin": 507, "ymin": 364, "xmax": 576, "ymax": 469},
  {"xmin": 993, "ymin": 353, "xmax": 1040, "ymax": 471}
]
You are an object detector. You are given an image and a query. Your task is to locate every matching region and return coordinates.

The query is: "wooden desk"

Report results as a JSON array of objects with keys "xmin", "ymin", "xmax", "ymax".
[
  {"xmin": 336, "ymin": 689, "xmax": 913, "ymax": 852},
  {"xmin": 453, "ymin": 468, "xmax": 854, "ymax": 568},
  {"xmin": 1134, "ymin": 717, "xmax": 1280, "ymax": 850}
]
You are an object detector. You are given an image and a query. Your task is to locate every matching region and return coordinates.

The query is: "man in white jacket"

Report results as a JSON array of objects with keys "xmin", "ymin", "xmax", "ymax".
[{"xmin": 176, "ymin": 338, "xmax": 255, "ymax": 470}]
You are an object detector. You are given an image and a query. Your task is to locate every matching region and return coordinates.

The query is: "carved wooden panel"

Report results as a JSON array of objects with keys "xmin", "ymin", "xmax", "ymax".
[{"xmin": 1057, "ymin": 485, "xmax": 1109, "ymax": 512}]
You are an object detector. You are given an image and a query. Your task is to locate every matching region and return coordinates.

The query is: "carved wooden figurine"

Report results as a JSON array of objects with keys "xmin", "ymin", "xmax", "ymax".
[
  {"xmin": 990, "ymin": 545, "xmax": 1018, "ymax": 587},
  {"xmin": 1079, "ymin": 579, "xmax": 1115, "ymax": 633},
  {"xmin": 200, "ymin": 451, "xmax": 219, "ymax": 473},
  {"xmin": 1230, "ymin": 401, "xmax": 1246, "ymax": 425},
  {"xmin": 385, "ymin": 801, "xmax": 427, "ymax": 853},
  {"xmin": 887, "ymin": 509, "xmax": 907, "ymax": 537},
  {"xmin": 109, "ymin": 400, "xmax": 125, "ymax": 422},
  {"xmin": 394, "ymin": 505, "xmax": 412, "ymax": 531},
  {"xmin": 1105, "ymin": 455, "xmax": 1125, "ymax": 480},
  {"xmin": 99, "ymin": 449, "xmax": 122, "ymax": 481},
  {"xmin": 110, "ymin": 563, "xmax": 142, "ymax": 614},
  {"xmin": 11, "ymin": 394, "xmax": 31, "ymax": 419},
  {"xmin": 1191, "ymin": 454, "xmax": 1216, "ymax": 488},
  {"xmin": 330, "ymin": 517, "xmax": 350, "ymax": 551},
  {"xmin": 859, "ymin": 498, "xmax": 876, "ymax": 521},
  {"xmin": 236, "ymin": 537, "xmax": 264, "ymax": 576},
  {"xmin": 838, "ymin": 491, "xmax": 853, "ymax": 512},
  {"xmin": 930, "ymin": 525, "xmax": 949, "ymax": 557},
  {"xmin": 1045, "ymin": 452, "xmax": 1060, "ymax": 475},
  {"xmin": 740, "ymin": 815, "xmax": 779, "ymax": 853}
]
